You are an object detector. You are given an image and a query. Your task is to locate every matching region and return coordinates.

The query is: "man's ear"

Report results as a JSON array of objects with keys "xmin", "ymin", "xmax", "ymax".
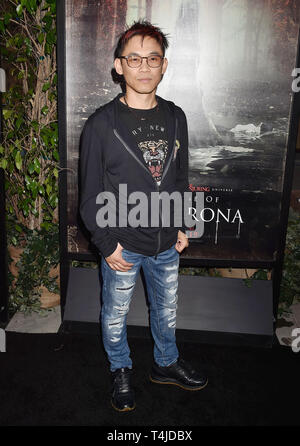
[
  {"xmin": 162, "ymin": 57, "xmax": 168, "ymax": 75},
  {"xmin": 114, "ymin": 58, "xmax": 123, "ymax": 76}
]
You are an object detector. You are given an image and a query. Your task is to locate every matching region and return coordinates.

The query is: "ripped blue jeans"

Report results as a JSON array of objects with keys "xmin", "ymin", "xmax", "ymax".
[{"xmin": 100, "ymin": 244, "xmax": 180, "ymax": 372}]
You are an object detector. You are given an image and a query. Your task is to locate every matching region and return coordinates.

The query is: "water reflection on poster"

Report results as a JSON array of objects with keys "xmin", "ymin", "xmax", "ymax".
[{"xmin": 64, "ymin": 0, "xmax": 299, "ymax": 262}]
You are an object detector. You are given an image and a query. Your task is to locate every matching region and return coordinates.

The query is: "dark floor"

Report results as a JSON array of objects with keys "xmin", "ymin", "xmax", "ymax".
[{"xmin": 0, "ymin": 331, "xmax": 299, "ymax": 426}]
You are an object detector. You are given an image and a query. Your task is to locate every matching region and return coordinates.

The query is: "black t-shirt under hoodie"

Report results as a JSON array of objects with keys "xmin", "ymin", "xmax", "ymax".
[{"xmin": 118, "ymin": 99, "xmax": 168, "ymax": 186}]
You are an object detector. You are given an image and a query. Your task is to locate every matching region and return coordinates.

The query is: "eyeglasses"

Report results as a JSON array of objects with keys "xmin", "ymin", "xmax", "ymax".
[{"xmin": 119, "ymin": 55, "xmax": 164, "ymax": 68}]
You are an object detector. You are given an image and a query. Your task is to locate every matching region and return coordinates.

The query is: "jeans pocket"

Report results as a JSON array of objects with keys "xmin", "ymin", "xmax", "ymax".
[{"xmin": 121, "ymin": 248, "xmax": 138, "ymax": 266}]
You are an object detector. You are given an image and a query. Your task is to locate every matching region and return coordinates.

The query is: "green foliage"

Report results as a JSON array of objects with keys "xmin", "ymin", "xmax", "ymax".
[
  {"xmin": 7, "ymin": 216, "xmax": 60, "ymax": 315},
  {"xmin": 179, "ymin": 267, "xmax": 212, "ymax": 277},
  {"xmin": 0, "ymin": 1, "xmax": 59, "ymax": 314},
  {"xmin": 71, "ymin": 260, "xmax": 99, "ymax": 269},
  {"xmin": 279, "ymin": 208, "xmax": 300, "ymax": 313},
  {"xmin": 243, "ymin": 269, "xmax": 270, "ymax": 287},
  {"xmin": 240, "ymin": 208, "xmax": 300, "ymax": 314},
  {"xmin": 0, "ymin": 0, "xmax": 58, "ymax": 231}
]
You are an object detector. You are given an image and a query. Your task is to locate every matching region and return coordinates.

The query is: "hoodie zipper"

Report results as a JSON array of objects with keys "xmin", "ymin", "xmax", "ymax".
[
  {"xmin": 155, "ymin": 183, "xmax": 162, "ymax": 259},
  {"xmin": 154, "ymin": 117, "xmax": 177, "ymax": 258},
  {"xmin": 114, "ymin": 118, "xmax": 178, "ymax": 259},
  {"xmin": 114, "ymin": 130, "xmax": 152, "ymax": 177}
]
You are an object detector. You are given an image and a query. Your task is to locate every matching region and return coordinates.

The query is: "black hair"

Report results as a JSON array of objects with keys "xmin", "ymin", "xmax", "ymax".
[{"xmin": 114, "ymin": 20, "xmax": 169, "ymax": 59}]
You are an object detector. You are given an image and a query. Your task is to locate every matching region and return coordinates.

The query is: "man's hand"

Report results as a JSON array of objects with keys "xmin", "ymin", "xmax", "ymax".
[
  {"xmin": 105, "ymin": 243, "xmax": 134, "ymax": 271},
  {"xmin": 175, "ymin": 230, "xmax": 189, "ymax": 253}
]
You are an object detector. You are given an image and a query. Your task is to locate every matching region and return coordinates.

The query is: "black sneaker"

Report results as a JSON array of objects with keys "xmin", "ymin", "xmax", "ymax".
[
  {"xmin": 150, "ymin": 358, "xmax": 208, "ymax": 391},
  {"xmin": 111, "ymin": 367, "xmax": 136, "ymax": 412}
]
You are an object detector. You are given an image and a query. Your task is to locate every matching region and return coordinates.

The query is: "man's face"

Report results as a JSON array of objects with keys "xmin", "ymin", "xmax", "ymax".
[{"xmin": 114, "ymin": 35, "xmax": 168, "ymax": 96}]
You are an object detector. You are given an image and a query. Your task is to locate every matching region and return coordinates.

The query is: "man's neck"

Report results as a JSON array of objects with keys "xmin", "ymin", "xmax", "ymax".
[{"xmin": 121, "ymin": 90, "xmax": 157, "ymax": 110}]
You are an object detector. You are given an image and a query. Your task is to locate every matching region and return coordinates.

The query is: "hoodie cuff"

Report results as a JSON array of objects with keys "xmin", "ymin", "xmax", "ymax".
[{"xmin": 92, "ymin": 236, "xmax": 118, "ymax": 259}]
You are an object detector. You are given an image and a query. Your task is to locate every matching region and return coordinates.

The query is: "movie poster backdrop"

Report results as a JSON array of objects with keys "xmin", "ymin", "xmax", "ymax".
[{"xmin": 62, "ymin": 0, "xmax": 300, "ymax": 262}]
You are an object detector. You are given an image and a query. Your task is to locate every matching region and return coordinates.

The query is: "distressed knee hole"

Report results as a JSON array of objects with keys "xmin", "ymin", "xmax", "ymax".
[
  {"xmin": 166, "ymin": 273, "xmax": 177, "ymax": 283},
  {"xmin": 168, "ymin": 286, "xmax": 177, "ymax": 296},
  {"xmin": 165, "ymin": 264, "xmax": 178, "ymax": 271},
  {"xmin": 169, "ymin": 293, "xmax": 178, "ymax": 305},
  {"xmin": 168, "ymin": 320, "xmax": 176, "ymax": 328},
  {"xmin": 116, "ymin": 284, "xmax": 135, "ymax": 292},
  {"xmin": 108, "ymin": 318, "xmax": 123, "ymax": 329},
  {"xmin": 168, "ymin": 308, "xmax": 177, "ymax": 319},
  {"xmin": 111, "ymin": 337, "xmax": 121, "ymax": 343},
  {"xmin": 114, "ymin": 302, "xmax": 130, "ymax": 316},
  {"xmin": 116, "ymin": 270, "xmax": 136, "ymax": 275}
]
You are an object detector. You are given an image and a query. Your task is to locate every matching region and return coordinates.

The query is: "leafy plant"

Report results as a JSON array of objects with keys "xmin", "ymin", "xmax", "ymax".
[
  {"xmin": 7, "ymin": 217, "xmax": 59, "ymax": 315},
  {"xmin": 0, "ymin": 0, "xmax": 58, "ymax": 232},
  {"xmin": 243, "ymin": 268, "xmax": 271, "ymax": 287},
  {"xmin": 71, "ymin": 260, "xmax": 99, "ymax": 269},
  {"xmin": 279, "ymin": 208, "xmax": 300, "ymax": 313},
  {"xmin": 0, "ymin": 1, "xmax": 59, "ymax": 314},
  {"xmin": 179, "ymin": 266, "xmax": 212, "ymax": 276},
  {"xmin": 240, "ymin": 208, "xmax": 300, "ymax": 314}
]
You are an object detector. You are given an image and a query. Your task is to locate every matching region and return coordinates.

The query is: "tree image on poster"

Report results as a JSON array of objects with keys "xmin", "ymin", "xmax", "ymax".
[{"xmin": 64, "ymin": 0, "xmax": 300, "ymax": 262}]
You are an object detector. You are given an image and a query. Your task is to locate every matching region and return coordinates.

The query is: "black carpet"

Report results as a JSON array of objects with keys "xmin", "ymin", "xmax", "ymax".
[{"xmin": 0, "ymin": 331, "xmax": 299, "ymax": 426}]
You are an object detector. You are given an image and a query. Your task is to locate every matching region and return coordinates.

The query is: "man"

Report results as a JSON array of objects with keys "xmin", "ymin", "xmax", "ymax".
[{"xmin": 80, "ymin": 20, "xmax": 207, "ymax": 412}]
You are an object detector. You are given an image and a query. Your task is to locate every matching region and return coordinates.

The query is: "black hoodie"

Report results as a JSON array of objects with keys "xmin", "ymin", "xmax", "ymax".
[{"xmin": 79, "ymin": 93, "xmax": 189, "ymax": 258}]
